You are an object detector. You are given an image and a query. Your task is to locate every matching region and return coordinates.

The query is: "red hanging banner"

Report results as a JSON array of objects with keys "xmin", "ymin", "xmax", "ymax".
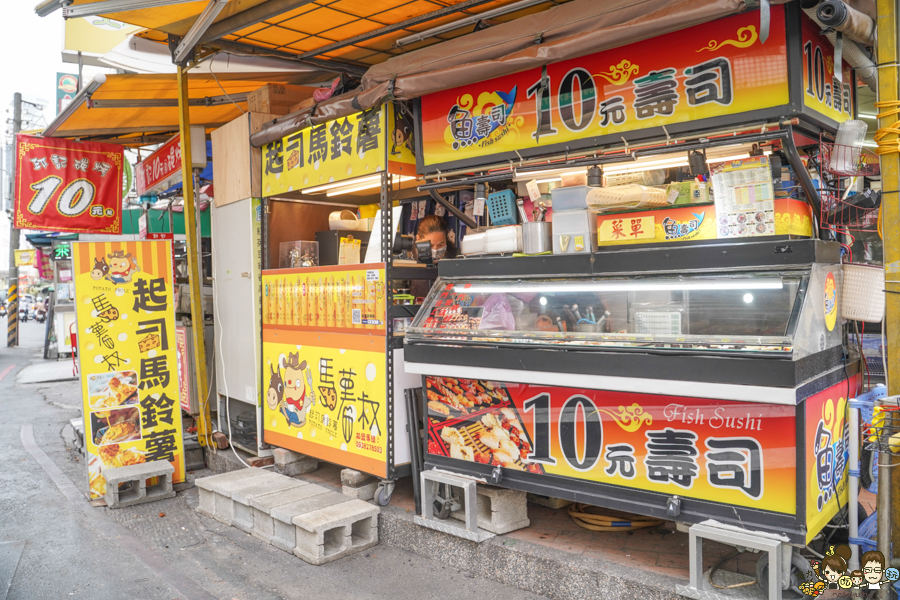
[{"xmin": 14, "ymin": 134, "xmax": 123, "ymax": 234}]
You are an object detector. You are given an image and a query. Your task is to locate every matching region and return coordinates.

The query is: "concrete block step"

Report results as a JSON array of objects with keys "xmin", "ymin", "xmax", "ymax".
[
  {"xmin": 103, "ymin": 460, "xmax": 175, "ymax": 509},
  {"xmin": 450, "ymin": 484, "xmax": 530, "ymax": 535},
  {"xmin": 195, "ymin": 467, "xmax": 271, "ymax": 525},
  {"xmin": 195, "ymin": 467, "xmax": 379, "ymax": 566},
  {"xmin": 292, "ymin": 500, "xmax": 379, "ymax": 565},
  {"xmin": 231, "ymin": 477, "xmax": 307, "ymax": 534},
  {"xmin": 270, "ymin": 491, "xmax": 350, "ymax": 553}
]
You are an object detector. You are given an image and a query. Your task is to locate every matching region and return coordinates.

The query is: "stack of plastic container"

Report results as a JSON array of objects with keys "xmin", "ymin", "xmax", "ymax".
[{"xmin": 549, "ymin": 186, "xmax": 598, "ymax": 255}]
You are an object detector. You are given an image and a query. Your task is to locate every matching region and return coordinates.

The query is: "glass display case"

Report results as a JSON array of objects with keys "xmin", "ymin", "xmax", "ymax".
[
  {"xmin": 403, "ymin": 240, "xmax": 858, "ymax": 546},
  {"xmin": 408, "ymin": 266, "xmax": 841, "ymax": 359}
]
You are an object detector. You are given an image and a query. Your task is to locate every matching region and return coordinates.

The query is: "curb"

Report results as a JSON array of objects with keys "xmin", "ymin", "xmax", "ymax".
[
  {"xmin": 203, "ymin": 447, "xmax": 684, "ymax": 599},
  {"xmin": 377, "ymin": 504, "xmax": 684, "ymax": 600}
]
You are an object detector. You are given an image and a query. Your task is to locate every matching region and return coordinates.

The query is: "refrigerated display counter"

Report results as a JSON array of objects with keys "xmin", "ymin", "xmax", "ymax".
[{"xmin": 404, "ymin": 238, "xmax": 859, "ymax": 544}]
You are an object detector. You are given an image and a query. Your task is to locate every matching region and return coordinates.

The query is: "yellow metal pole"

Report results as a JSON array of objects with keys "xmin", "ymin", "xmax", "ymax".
[
  {"xmin": 875, "ymin": 0, "xmax": 900, "ymax": 567},
  {"xmin": 177, "ymin": 64, "xmax": 213, "ymax": 448}
]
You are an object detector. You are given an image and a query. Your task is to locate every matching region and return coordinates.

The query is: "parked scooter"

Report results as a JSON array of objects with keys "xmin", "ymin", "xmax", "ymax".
[{"xmin": 0, "ymin": 304, "xmax": 6, "ymax": 317}]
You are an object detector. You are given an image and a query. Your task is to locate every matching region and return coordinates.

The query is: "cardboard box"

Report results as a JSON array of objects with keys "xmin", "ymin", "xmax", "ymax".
[{"xmin": 247, "ymin": 84, "xmax": 316, "ymax": 116}]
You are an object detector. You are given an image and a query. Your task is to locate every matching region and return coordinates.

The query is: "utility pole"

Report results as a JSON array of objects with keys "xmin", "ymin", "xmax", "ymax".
[
  {"xmin": 877, "ymin": 0, "xmax": 900, "ymax": 593},
  {"xmin": 7, "ymin": 92, "xmax": 21, "ymax": 348}
]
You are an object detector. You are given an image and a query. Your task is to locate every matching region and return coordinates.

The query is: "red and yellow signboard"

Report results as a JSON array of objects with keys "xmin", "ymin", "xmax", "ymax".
[
  {"xmin": 426, "ymin": 376, "xmax": 797, "ymax": 514},
  {"xmin": 15, "ymin": 134, "xmax": 123, "ymax": 234},
  {"xmin": 263, "ymin": 330, "xmax": 388, "ymax": 477},
  {"xmin": 420, "ymin": 9, "xmax": 789, "ymax": 168},
  {"xmin": 262, "ymin": 263, "xmax": 389, "ymax": 476},
  {"xmin": 262, "ymin": 103, "xmax": 416, "ymax": 197},
  {"xmin": 800, "ymin": 12, "xmax": 854, "ymax": 124},
  {"xmin": 596, "ymin": 198, "xmax": 812, "ymax": 246},
  {"xmin": 135, "ymin": 133, "xmax": 182, "ymax": 197},
  {"xmin": 804, "ymin": 374, "xmax": 859, "ymax": 543},
  {"xmin": 73, "ymin": 241, "xmax": 185, "ymax": 499},
  {"xmin": 262, "ymin": 264, "xmax": 386, "ymax": 334}
]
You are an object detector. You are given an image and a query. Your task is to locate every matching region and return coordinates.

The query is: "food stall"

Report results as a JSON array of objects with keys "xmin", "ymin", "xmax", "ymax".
[
  {"xmin": 259, "ymin": 102, "xmax": 440, "ymax": 503},
  {"xmin": 399, "ymin": 1, "xmax": 876, "ymax": 593}
]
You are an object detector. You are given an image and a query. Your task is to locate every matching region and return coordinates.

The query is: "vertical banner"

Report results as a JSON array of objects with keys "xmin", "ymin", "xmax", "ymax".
[
  {"xmin": 73, "ymin": 241, "xmax": 184, "ymax": 499},
  {"xmin": 56, "ymin": 73, "xmax": 79, "ymax": 115},
  {"xmin": 804, "ymin": 374, "xmax": 860, "ymax": 543},
  {"xmin": 15, "ymin": 134, "xmax": 123, "ymax": 234},
  {"xmin": 175, "ymin": 327, "xmax": 192, "ymax": 413}
]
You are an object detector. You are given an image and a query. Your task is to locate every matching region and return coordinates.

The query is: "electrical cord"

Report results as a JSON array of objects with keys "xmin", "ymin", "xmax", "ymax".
[
  {"xmin": 567, "ymin": 503, "xmax": 663, "ymax": 532},
  {"xmin": 210, "ymin": 210, "xmax": 251, "ymax": 469},
  {"xmin": 708, "ymin": 551, "xmax": 757, "ymax": 590},
  {"xmin": 873, "ymin": 100, "xmax": 899, "ymax": 156},
  {"xmin": 209, "ymin": 52, "xmax": 246, "ymax": 115}
]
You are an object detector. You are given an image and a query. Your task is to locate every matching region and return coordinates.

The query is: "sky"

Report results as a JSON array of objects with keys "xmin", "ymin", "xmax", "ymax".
[{"xmin": 0, "ymin": 3, "xmax": 109, "ymax": 131}]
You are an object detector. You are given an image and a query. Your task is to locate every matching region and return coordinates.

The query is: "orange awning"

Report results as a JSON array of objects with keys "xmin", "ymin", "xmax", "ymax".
[{"xmin": 42, "ymin": 71, "xmax": 302, "ymax": 146}]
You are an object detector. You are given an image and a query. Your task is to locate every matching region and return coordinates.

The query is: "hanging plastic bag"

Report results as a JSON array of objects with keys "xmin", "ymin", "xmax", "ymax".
[{"xmin": 479, "ymin": 294, "xmax": 516, "ymax": 331}]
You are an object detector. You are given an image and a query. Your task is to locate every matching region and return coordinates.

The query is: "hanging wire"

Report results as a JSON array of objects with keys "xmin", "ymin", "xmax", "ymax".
[{"xmin": 209, "ymin": 52, "xmax": 245, "ymax": 115}]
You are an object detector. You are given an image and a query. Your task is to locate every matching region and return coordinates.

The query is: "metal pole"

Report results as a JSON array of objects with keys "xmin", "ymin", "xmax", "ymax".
[
  {"xmin": 176, "ymin": 65, "xmax": 213, "ymax": 448},
  {"xmin": 876, "ymin": 0, "xmax": 900, "ymax": 578},
  {"xmin": 7, "ymin": 92, "xmax": 22, "ymax": 348}
]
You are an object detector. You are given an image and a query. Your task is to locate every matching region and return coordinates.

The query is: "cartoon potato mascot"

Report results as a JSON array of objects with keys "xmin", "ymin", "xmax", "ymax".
[
  {"xmin": 277, "ymin": 353, "xmax": 316, "ymax": 428},
  {"xmin": 107, "ymin": 250, "xmax": 140, "ymax": 284}
]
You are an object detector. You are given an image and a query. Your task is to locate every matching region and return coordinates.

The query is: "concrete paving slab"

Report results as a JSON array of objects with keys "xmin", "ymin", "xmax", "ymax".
[
  {"xmin": 0, "ymin": 541, "xmax": 25, "ymax": 600},
  {"xmin": 16, "ymin": 361, "xmax": 77, "ymax": 384}
]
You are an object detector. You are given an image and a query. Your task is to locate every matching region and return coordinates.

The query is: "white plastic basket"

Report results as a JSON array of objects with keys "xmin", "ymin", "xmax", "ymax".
[{"xmin": 841, "ymin": 263, "xmax": 884, "ymax": 322}]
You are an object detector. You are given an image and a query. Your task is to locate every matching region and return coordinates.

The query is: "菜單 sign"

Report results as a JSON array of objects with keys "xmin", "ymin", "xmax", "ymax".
[
  {"xmin": 15, "ymin": 134, "xmax": 123, "ymax": 234},
  {"xmin": 73, "ymin": 240, "xmax": 185, "ymax": 499}
]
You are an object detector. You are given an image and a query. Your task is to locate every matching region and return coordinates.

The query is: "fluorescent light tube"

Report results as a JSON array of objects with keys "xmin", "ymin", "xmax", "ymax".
[
  {"xmin": 326, "ymin": 175, "xmax": 415, "ymax": 197},
  {"xmin": 707, "ymin": 150, "xmax": 772, "ymax": 164},
  {"xmin": 303, "ymin": 173, "xmax": 383, "ymax": 194},
  {"xmin": 453, "ymin": 279, "xmax": 784, "ymax": 294},
  {"xmin": 603, "ymin": 158, "xmax": 689, "ymax": 174}
]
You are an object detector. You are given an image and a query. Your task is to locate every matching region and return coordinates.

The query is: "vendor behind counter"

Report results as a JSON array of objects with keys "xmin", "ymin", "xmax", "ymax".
[{"xmin": 409, "ymin": 215, "xmax": 455, "ymax": 300}]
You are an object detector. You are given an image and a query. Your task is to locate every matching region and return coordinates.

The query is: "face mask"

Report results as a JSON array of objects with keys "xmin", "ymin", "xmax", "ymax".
[{"xmin": 432, "ymin": 246, "xmax": 447, "ymax": 260}]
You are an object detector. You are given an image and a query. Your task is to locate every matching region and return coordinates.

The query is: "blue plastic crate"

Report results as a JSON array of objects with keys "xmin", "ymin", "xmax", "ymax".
[
  {"xmin": 860, "ymin": 401, "xmax": 879, "ymax": 494},
  {"xmin": 849, "ymin": 511, "xmax": 879, "ymax": 553},
  {"xmin": 487, "ymin": 189, "xmax": 518, "ymax": 226}
]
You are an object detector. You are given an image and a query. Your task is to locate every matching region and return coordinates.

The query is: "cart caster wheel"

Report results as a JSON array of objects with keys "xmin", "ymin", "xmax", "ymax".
[
  {"xmin": 376, "ymin": 486, "xmax": 392, "ymax": 506},
  {"xmin": 433, "ymin": 499, "xmax": 451, "ymax": 519},
  {"xmin": 756, "ymin": 551, "xmax": 810, "ymax": 599}
]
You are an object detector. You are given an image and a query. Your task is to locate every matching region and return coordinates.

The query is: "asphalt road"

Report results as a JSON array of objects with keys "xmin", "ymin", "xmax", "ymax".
[{"xmin": 0, "ymin": 319, "xmax": 549, "ymax": 600}]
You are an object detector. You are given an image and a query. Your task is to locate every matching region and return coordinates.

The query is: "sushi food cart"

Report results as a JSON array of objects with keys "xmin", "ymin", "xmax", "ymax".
[
  {"xmin": 402, "ymin": 3, "xmax": 875, "ymax": 597},
  {"xmin": 259, "ymin": 102, "xmax": 446, "ymax": 504}
]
